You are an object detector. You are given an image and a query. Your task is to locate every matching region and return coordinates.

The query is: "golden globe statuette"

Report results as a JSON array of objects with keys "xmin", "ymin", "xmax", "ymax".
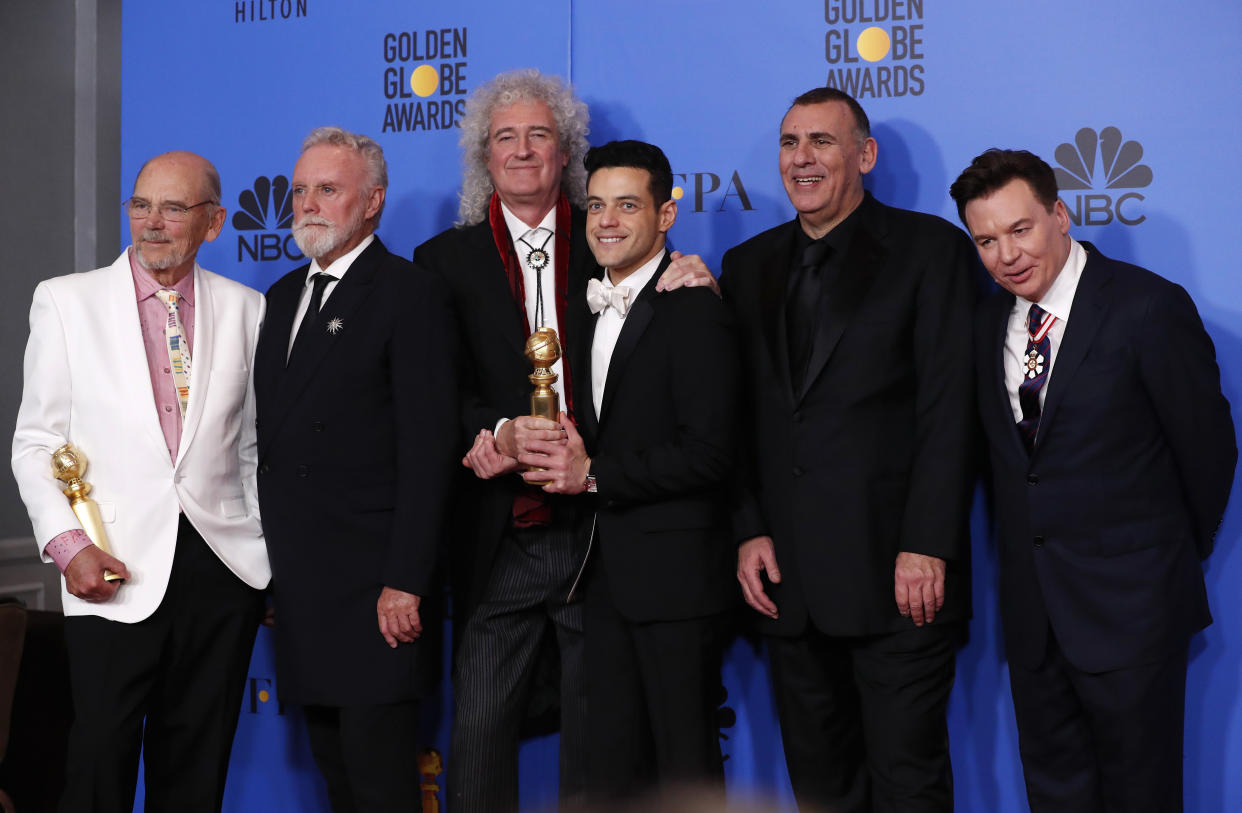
[
  {"xmin": 524, "ymin": 327, "xmax": 561, "ymax": 485},
  {"xmin": 50, "ymin": 443, "xmax": 123, "ymax": 582}
]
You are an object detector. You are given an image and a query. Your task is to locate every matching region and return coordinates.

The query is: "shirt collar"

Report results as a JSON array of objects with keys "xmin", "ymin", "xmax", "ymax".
[
  {"xmin": 304, "ymin": 233, "xmax": 375, "ymax": 286},
  {"xmin": 1017, "ymin": 237, "xmax": 1086, "ymax": 322},
  {"xmin": 604, "ymin": 249, "xmax": 666, "ymax": 294},
  {"xmin": 500, "ymin": 200, "xmax": 557, "ymax": 245},
  {"xmin": 129, "ymin": 245, "xmax": 195, "ymax": 305}
]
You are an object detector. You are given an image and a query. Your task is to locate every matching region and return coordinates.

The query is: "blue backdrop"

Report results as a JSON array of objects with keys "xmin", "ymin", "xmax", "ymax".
[{"xmin": 121, "ymin": 2, "xmax": 1242, "ymax": 810}]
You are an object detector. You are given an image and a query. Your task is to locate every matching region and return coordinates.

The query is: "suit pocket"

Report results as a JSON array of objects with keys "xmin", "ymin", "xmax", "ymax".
[
  {"xmin": 221, "ymin": 497, "xmax": 248, "ymax": 518},
  {"xmin": 1096, "ymin": 515, "xmax": 1183, "ymax": 557}
]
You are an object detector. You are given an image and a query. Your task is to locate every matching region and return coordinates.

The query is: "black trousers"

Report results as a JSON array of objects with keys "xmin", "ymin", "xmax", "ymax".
[
  {"xmin": 303, "ymin": 701, "xmax": 420, "ymax": 813},
  {"xmin": 60, "ymin": 514, "xmax": 264, "ymax": 813},
  {"xmin": 767, "ymin": 622, "xmax": 962, "ymax": 813},
  {"xmin": 583, "ymin": 571, "xmax": 725, "ymax": 800},
  {"xmin": 1009, "ymin": 629, "xmax": 1189, "ymax": 813},
  {"xmin": 448, "ymin": 514, "xmax": 587, "ymax": 813}
]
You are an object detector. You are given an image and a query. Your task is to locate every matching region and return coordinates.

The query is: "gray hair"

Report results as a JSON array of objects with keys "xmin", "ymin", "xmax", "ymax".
[
  {"xmin": 455, "ymin": 68, "xmax": 590, "ymax": 226},
  {"xmin": 301, "ymin": 126, "xmax": 389, "ymax": 225}
]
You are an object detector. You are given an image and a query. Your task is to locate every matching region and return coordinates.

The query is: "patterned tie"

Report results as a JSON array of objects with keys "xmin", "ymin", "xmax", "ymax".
[
  {"xmin": 289, "ymin": 272, "xmax": 335, "ymax": 362},
  {"xmin": 1017, "ymin": 303, "xmax": 1057, "ymax": 452},
  {"xmin": 787, "ymin": 239, "xmax": 830, "ymax": 393},
  {"xmin": 155, "ymin": 289, "xmax": 191, "ymax": 418}
]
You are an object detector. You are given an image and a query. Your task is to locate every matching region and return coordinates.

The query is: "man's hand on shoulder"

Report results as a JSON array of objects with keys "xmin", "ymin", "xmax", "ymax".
[
  {"xmin": 63, "ymin": 545, "xmax": 130, "ymax": 602},
  {"xmin": 737, "ymin": 535, "xmax": 781, "ymax": 619},
  {"xmin": 377, "ymin": 586, "xmax": 422, "ymax": 648},
  {"xmin": 656, "ymin": 251, "xmax": 720, "ymax": 296},
  {"xmin": 894, "ymin": 552, "xmax": 946, "ymax": 627}
]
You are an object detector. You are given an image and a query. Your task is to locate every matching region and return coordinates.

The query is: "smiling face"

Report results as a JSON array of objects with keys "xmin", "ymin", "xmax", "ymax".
[
  {"xmin": 290, "ymin": 144, "xmax": 383, "ymax": 266},
  {"xmin": 585, "ymin": 166, "xmax": 676, "ymax": 283},
  {"xmin": 129, "ymin": 152, "xmax": 225, "ymax": 281},
  {"xmin": 485, "ymin": 100, "xmax": 568, "ymax": 222},
  {"xmin": 778, "ymin": 100, "xmax": 876, "ymax": 238},
  {"xmin": 963, "ymin": 177, "xmax": 1072, "ymax": 302}
]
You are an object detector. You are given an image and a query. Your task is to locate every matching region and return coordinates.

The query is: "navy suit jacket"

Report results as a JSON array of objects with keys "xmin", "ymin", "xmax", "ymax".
[
  {"xmin": 975, "ymin": 242, "xmax": 1235, "ymax": 673},
  {"xmin": 254, "ymin": 238, "xmax": 458, "ymax": 704}
]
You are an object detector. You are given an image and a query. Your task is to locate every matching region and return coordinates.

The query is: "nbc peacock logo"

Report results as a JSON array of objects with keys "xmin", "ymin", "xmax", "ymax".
[
  {"xmin": 1053, "ymin": 127, "xmax": 1152, "ymax": 227},
  {"xmin": 234, "ymin": 175, "xmax": 304, "ymax": 262}
]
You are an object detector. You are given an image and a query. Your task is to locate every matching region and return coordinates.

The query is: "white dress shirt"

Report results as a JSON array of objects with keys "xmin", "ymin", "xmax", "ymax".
[
  {"xmin": 286, "ymin": 233, "xmax": 375, "ymax": 358},
  {"xmin": 1003, "ymin": 238, "xmax": 1086, "ymax": 422},
  {"xmin": 591, "ymin": 250, "xmax": 665, "ymax": 418}
]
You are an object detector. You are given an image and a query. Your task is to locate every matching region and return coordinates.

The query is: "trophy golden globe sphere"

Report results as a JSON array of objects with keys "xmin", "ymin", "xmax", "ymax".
[
  {"xmin": 51, "ymin": 443, "xmax": 87, "ymax": 483},
  {"xmin": 525, "ymin": 326, "xmax": 562, "ymax": 368}
]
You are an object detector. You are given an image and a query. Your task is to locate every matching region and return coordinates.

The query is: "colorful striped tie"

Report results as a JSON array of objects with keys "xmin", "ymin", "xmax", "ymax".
[
  {"xmin": 155, "ymin": 289, "xmax": 192, "ymax": 418},
  {"xmin": 1017, "ymin": 303, "xmax": 1056, "ymax": 453}
]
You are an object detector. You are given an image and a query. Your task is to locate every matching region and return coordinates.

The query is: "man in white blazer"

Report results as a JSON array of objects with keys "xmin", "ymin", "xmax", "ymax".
[{"xmin": 11, "ymin": 151, "xmax": 270, "ymax": 812}]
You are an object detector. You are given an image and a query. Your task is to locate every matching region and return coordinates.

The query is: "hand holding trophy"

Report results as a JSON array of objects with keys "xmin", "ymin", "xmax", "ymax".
[
  {"xmin": 51, "ymin": 443, "xmax": 124, "ymax": 582},
  {"xmin": 524, "ymin": 327, "xmax": 561, "ymax": 485}
]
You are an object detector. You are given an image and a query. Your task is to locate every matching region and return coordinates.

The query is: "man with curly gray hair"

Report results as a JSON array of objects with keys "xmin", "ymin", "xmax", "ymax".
[{"xmin": 415, "ymin": 68, "xmax": 717, "ymax": 812}]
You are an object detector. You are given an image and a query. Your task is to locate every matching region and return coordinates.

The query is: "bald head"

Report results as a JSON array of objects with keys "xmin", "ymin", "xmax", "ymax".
[{"xmin": 133, "ymin": 151, "xmax": 221, "ymax": 205}]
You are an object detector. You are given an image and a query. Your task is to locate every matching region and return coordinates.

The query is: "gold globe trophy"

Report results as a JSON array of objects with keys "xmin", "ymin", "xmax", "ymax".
[
  {"xmin": 524, "ymin": 327, "xmax": 561, "ymax": 485},
  {"xmin": 51, "ymin": 443, "xmax": 123, "ymax": 582}
]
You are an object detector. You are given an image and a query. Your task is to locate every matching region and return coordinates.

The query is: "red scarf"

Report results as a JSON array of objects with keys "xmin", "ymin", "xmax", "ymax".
[{"xmin": 488, "ymin": 192, "xmax": 576, "ymax": 526}]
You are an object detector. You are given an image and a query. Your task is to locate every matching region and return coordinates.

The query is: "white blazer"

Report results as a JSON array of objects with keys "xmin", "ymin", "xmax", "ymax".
[{"xmin": 11, "ymin": 250, "xmax": 271, "ymax": 623}]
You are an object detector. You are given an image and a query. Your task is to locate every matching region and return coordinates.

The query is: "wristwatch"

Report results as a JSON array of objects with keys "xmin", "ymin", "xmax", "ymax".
[{"xmin": 584, "ymin": 473, "xmax": 597, "ymax": 493}]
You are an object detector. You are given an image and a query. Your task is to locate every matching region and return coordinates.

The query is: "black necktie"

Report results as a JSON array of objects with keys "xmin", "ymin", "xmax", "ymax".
[
  {"xmin": 787, "ymin": 239, "xmax": 830, "ymax": 392},
  {"xmin": 289, "ymin": 272, "xmax": 334, "ymax": 363}
]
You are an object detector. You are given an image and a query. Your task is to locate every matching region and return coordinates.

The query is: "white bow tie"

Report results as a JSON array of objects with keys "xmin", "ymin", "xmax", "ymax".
[{"xmin": 586, "ymin": 277, "xmax": 634, "ymax": 317}]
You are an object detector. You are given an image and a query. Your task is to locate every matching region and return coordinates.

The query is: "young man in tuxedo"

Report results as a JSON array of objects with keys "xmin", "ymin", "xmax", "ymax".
[
  {"xmin": 951, "ymin": 148, "xmax": 1235, "ymax": 812},
  {"xmin": 526, "ymin": 139, "xmax": 740, "ymax": 799}
]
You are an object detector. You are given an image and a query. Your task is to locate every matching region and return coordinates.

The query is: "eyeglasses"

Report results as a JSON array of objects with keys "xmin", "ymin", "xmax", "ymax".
[{"xmin": 124, "ymin": 197, "xmax": 215, "ymax": 222}]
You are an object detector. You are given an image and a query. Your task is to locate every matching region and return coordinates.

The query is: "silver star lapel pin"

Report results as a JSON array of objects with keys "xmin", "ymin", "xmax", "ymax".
[{"xmin": 326, "ymin": 317, "xmax": 344, "ymax": 335}]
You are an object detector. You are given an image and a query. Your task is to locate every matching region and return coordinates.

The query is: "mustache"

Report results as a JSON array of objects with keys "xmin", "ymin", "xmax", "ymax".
[
  {"xmin": 139, "ymin": 230, "xmax": 171, "ymax": 243},
  {"xmin": 293, "ymin": 215, "xmax": 334, "ymax": 229}
]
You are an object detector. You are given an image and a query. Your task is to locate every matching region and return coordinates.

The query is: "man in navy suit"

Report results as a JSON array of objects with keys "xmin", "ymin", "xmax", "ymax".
[
  {"xmin": 950, "ymin": 148, "xmax": 1235, "ymax": 812},
  {"xmin": 254, "ymin": 126, "xmax": 457, "ymax": 811}
]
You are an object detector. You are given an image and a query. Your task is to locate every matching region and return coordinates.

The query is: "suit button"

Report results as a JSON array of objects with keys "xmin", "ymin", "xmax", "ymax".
[
  {"xmin": 297, "ymin": 465, "xmax": 308, "ymax": 478},
  {"xmin": 1027, "ymin": 474, "xmax": 1039, "ymax": 485},
  {"xmin": 259, "ymin": 464, "xmax": 270, "ymax": 474},
  {"xmin": 1033, "ymin": 536, "xmax": 1044, "ymax": 548},
  {"xmin": 792, "ymin": 466, "xmax": 804, "ymax": 477},
  {"xmin": 311, "ymin": 421, "xmax": 324, "ymax": 432}
]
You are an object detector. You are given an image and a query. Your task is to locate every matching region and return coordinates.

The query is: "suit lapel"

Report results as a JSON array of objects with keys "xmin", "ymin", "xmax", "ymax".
[
  {"xmin": 569, "ymin": 266, "xmax": 601, "ymax": 441},
  {"xmin": 176, "ymin": 264, "xmax": 214, "ymax": 467},
  {"xmin": 277, "ymin": 239, "xmax": 385, "ymax": 417},
  {"xmin": 107, "ymin": 255, "xmax": 173, "ymax": 461},
  {"xmin": 758, "ymin": 221, "xmax": 798, "ymax": 403},
  {"xmin": 1034, "ymin": 250, "xmax": 1110, "ymax": 456},
  {"xmin": 797, "ymin": 204, "xmax": 884, "ymax": 402},
  {"xmin": 465, "ymin": 220, "xmax": 530, "ymax": 365},
  {"xmin": 596, "ymin": 254, "xmax": 668, "ymax": 429}
]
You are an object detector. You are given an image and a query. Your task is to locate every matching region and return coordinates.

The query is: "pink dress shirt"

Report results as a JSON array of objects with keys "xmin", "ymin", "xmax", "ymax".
[{"xmin": 45, "ymin": 249, "xmax": 194, "ymax": 571}]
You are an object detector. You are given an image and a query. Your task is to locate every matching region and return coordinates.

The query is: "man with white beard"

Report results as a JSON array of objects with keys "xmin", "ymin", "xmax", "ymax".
[{"xmin": 252, "ymin": 126, "xmax": 457, "ymax": 812}]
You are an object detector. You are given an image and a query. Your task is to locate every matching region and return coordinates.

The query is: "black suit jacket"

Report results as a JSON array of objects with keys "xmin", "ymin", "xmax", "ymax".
[
  {"xmin": 413, "ymin": 211, "xmax": 598, "ymax": 613},
  {"xmin": 976, "ymin": 243, "xmax": 1235, "ymax": 673},
  {"xmin": 719, "ymin": 194, "xmax": 977, "ymax": 637},
  {"xmin": 569, "ymin": 253, "xmax": 740, "ymax": 623},
  {"xmin": 254, "ymin": 238, "xmax": 457, "ymax": 705}
]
